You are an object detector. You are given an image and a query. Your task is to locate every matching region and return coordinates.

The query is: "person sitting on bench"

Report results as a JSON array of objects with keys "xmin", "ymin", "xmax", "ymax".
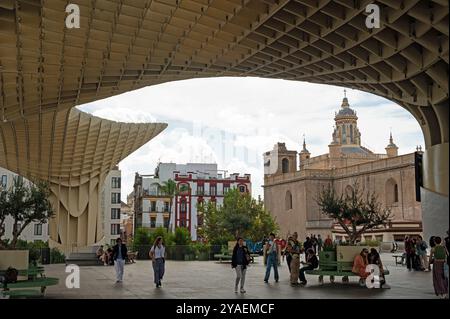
[
  {"xmin": 299, "ymin": 248, "xmax": 318, "ymax": 286},
  {"xmin": 368, "ymin": 248, "xmax": 387, "ymax": 287},
  {"xmin": 352, "ymin": 248, "xmax": 371, "ymax": 286}
]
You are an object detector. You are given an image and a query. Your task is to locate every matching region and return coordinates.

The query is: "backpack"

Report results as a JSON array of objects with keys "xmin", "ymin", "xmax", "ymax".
[
  {"xmin": 4, "ymin": 267, "xmax": 18, "ymax": 284},
  {"xmin": 311, "ymin": 256, "xmax": 319, "ymax": 269}
]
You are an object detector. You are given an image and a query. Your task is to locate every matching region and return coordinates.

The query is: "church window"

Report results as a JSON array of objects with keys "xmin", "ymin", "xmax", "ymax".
[
  {"xmin": 282, "ymin": 158, "xmax": 289, "ymax": 173},
  {"xmin": 386, "ymin": 178, "xmax": 398, "ymax": 205},
  {"xmin": 350, "ymin": 124, "xmax": 353, "ymax": 143},
  {"xmin": 285, "ymin": 191, "xmax": 293, "ymax": 210}
]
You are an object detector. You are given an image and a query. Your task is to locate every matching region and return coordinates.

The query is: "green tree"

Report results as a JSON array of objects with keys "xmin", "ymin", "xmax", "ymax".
[
  {"xmin": 0, "ymin": 186, "xmax": 9, "ymax": 245},
  {"xmin": 8, "ymin": 178, "xmax": 54, "ymax": 248},
  {"xmin": 173, "ymin": 227, "xmax": 191, "ymax": 245},
  {"xmin": 316, "ymin": 183, "xmax": 392, "ymax": 244},
  {"xmin": 198, "ymin": 188, "xmax": 278, "ymax": 244},
  {"xmin": 160, "ymin": 179, "xmax": 177, "ymax": 232}
]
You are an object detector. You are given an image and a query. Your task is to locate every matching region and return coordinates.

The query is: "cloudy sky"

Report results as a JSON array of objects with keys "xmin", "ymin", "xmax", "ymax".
[{"xmin": 77, "ymin": 77, "xmax": 424, "ymax": 201}]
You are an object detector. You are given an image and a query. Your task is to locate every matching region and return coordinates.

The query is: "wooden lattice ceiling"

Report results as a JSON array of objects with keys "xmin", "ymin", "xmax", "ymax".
[{"xmin": 0, "ymin": 0, "xmax": 448, "ymax": 181}]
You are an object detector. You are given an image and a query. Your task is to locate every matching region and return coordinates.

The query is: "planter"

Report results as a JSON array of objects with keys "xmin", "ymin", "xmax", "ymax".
[
  {"xmin": 319, "ymin": 251, "xmax": 336, "ymax": 270},
  {"xmin": 198, "ymin": 251, "xmax": 210, "ymax": 261},
  {"xmin": 0, "ymin": 250, "xmax": 29, "ymax": 280}
]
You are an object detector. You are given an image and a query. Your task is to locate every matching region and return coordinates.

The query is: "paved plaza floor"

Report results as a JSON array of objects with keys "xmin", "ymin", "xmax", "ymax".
[{"xmin": 43, "ymin": 254, "xmax": 437, "ymax": 299}]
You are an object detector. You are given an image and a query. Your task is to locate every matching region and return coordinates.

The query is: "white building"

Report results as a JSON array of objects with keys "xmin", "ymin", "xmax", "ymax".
[
  {"xmin": 134, "ymin": 163, "xmax": 252, "ymax": 240},
  {"xmin": 0, "ymin": 167, "xmax": 49, "ymax": 242},
  {"xmin": 1, "ymin": 166, "xmax": 122, "ymax": 246},
  {"xmin": 100, "ymin": 167, "xmax": 122, "ymax": 246}
]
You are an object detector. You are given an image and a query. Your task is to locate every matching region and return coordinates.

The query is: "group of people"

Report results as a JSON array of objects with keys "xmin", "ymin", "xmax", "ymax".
[
  {"xmin": 404, "ymin": 235, "xmax": 430, "ymax": 271},
  {"xmin": 103, "ymin": 231, "xmax": 448, "ymax": 299},
  {"xmin": 96, "ymin": 246, "xmax": 114, "ymax": 266}
]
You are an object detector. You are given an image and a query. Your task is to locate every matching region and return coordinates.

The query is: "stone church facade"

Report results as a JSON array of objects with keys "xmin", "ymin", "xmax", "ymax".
[{"xmin": 263, "ymin": 95, "xmax": 423, "ymax": 242}]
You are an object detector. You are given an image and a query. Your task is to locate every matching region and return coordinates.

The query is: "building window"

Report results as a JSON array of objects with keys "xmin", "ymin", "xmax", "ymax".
[
  {"xmin": 285, "ymin": 191, "xmax": 293, "ymax": 210},
  {"xmin": 197, "ymin": 185, "xmax": 204, "ymax": 196},
  {"xmin": 111, "ymin": 208, "xmax": 120, "ymax": 219},
  {"xmin": 282, "ymin": 158, "xmax": 289, "ymax": 173},
  {"xmin": 111, "ymin": 239, "xmax": 117, "ymax": 246},
  {"xmin": 179, "ymin": 183, "xmax": 189, "ymax": 195},
  {"xmin": 111, "ymin": 224, "xmax": 120, "ymax": 235},
  {"xmin": 150, "ymin": 217, "xmax": 156, "ymax": 228},
  {"xmin": 210, "ymin": 185, "xmax": 216, "ymax": 196},
  {"xmin": 223, "ymin": 185, "xmax": 230, "ymax": 194},
  {"xmin": 386, "ymin": 178, "xmax": 398, "ymax": 206},
  {"xmin": 350, "ymin": 124, "xmax": 353, "ymax": 143},
  {"xmin": 164, "ymin": 202, "xmax": 169, "ymax": 212},
  {"xmin": 180, "ymin": 200, "xmax": 187, "ymax": 213},
  {"xmin": 239, "ymin": 185, "xmax": 246, "ymax": 193},
  {"xmin": 151, "ymin": 201, "xmax": 156, "ymax": 212},
  {"xmin": 163, "ymin": 217, "xmax": 169, "ymax": 228},
  {"xmin": 34, "ymin": 224, "xmax": 42, "ymax": 236},
  {"xmin": 111, "ymin": 177, "xmax": 121, "ymax": 189},
  {"xmin": 180, "ymin": 220, "xmax": 187, "ymax": 228},
  {"xmin": 1, "ymin": 175, "xmax": 6, "ymax": 188},
  {"xmin": 111, "ymin": 193, "xmax": 121, "ymax": 204}
]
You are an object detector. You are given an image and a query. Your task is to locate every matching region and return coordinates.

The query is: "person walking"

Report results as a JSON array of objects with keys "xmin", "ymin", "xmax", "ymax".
[
  {"xmin": 112, "ymin": 238, "xmax": 128, "ymax": 283},
  {"xmin": 429, "ymin": 236, "xmax": 436, "ymax": 271},
  {"xmin": 311, "ymin": 235, "xmax": 318, "ymax": 254},
  {"xmin": 284, "ymin": 235, "xmax": 293, "ymax": 273},
  {"xmin": 231, "ymin": 237, "xmax": 251, "ymax": 293},
  {"xmin": 264, "ymin": 233, "xmax": 279, "ymax": 283},
  {"xmin": 416, "ymin": 236, "xmax": 429, "ymax": 271},
  {"xmin": 288, "ymin": 232, "xmax": 301, "ymax": 286},
  {"xmin": 299, "ymin": 248, "xmax": 318, "ymax": 286},
  {"xmin": 149, "ymin": 236, "xmax": 166, "ymax": 288},
  {"xmin": 324, "ymin": 235, "xmax": 333, "ymax": 248},
  {"xmin": 317, "ymin": 234, "xmax": 323, "ymax": 253},
  {"xmin": 429, "ymin": 237, "xmax": 449, "ymax": 299},
  {"xmin": 404, "ymin": 236, "xmax": 415, "ymax": 271}
]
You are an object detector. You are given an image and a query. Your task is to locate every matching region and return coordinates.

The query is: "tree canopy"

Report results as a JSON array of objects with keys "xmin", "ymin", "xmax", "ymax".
[
  {"xmin": 197, "ymin": 188, "xmax": 278, "ymax": 245},
  {"xmin": 0, "ymin": 177, "xmax": 54, "ymax": 248},
  {"xmin": 316, "ymin": 182, "xmax": 392, "ymax": 244}
]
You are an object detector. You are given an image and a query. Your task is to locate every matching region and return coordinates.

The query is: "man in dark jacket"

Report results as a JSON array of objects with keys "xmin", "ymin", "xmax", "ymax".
[{"xmin": 112, "ymin": 238, "xmax": 128, "ymax": 283}]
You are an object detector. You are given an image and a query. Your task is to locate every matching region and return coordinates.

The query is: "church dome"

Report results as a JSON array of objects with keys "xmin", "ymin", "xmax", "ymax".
[{"xmin": 335, "ymin": 96, "xmax": 357, "ymax": 118}]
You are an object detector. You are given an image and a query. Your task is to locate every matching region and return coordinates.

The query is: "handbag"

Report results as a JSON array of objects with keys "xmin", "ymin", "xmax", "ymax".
[{"xmin": 4, "ymin": 267, "xmax": 18, "ymax": 284}]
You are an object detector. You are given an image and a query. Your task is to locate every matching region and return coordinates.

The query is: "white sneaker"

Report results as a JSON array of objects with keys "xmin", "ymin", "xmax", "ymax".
[{"xmin": 240, "ymin": 288, "xmax": 246, "ymax": 293}]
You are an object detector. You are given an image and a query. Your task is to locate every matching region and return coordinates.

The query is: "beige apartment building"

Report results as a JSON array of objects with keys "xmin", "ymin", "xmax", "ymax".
[{"xmin": 263, "ymin": 96, "xmax": 423, "ymax": 242}]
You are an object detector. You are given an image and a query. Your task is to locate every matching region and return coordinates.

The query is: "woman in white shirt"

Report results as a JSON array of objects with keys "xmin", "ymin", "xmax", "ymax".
[{"xmin": 149, "ymin": 236, "xmax": 166, "ymax": 288}]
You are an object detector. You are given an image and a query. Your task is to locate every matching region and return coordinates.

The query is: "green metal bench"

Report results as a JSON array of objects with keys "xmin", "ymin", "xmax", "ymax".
[
  {"xmin": 305, "ymin": 261, "xmax": 390, "ymax": 285},
  {"xmin": 1, "ymin": 266, "xmax": 59, "ymax": 298}
]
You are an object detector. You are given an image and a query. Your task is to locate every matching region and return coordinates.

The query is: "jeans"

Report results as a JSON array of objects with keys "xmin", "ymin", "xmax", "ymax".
[
  {"xmin": 264, "ymin": 253, "xmax": 279, "ymax": 282},
  {"xmin": 406, "ymin": 253, "xmax": 415, "ymax": 270},
  {"xmin": 152, "ymin": 258, "xmax": 165, "ymax": 284},
  {"xmin": 114, "ymin": 259, "xmax": 125, "ymax": 281},
  {"xmin": 235, "ymin": 265, "xmax": 246, "ymax": 289},
  {"xmin": 299, "ymin": 265, "xmax": 314, "ymax": 283}
]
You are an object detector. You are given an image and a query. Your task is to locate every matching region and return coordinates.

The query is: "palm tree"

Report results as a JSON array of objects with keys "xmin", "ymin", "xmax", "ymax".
[{"xmin": 160, "ymin": 179, "xmax": 177, "ymax": 232}]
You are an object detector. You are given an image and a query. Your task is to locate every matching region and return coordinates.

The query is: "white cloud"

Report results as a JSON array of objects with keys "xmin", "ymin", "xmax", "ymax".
[{"xmin": 78, "ymin": 77, "xmax": 424, "ymax": 201}]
